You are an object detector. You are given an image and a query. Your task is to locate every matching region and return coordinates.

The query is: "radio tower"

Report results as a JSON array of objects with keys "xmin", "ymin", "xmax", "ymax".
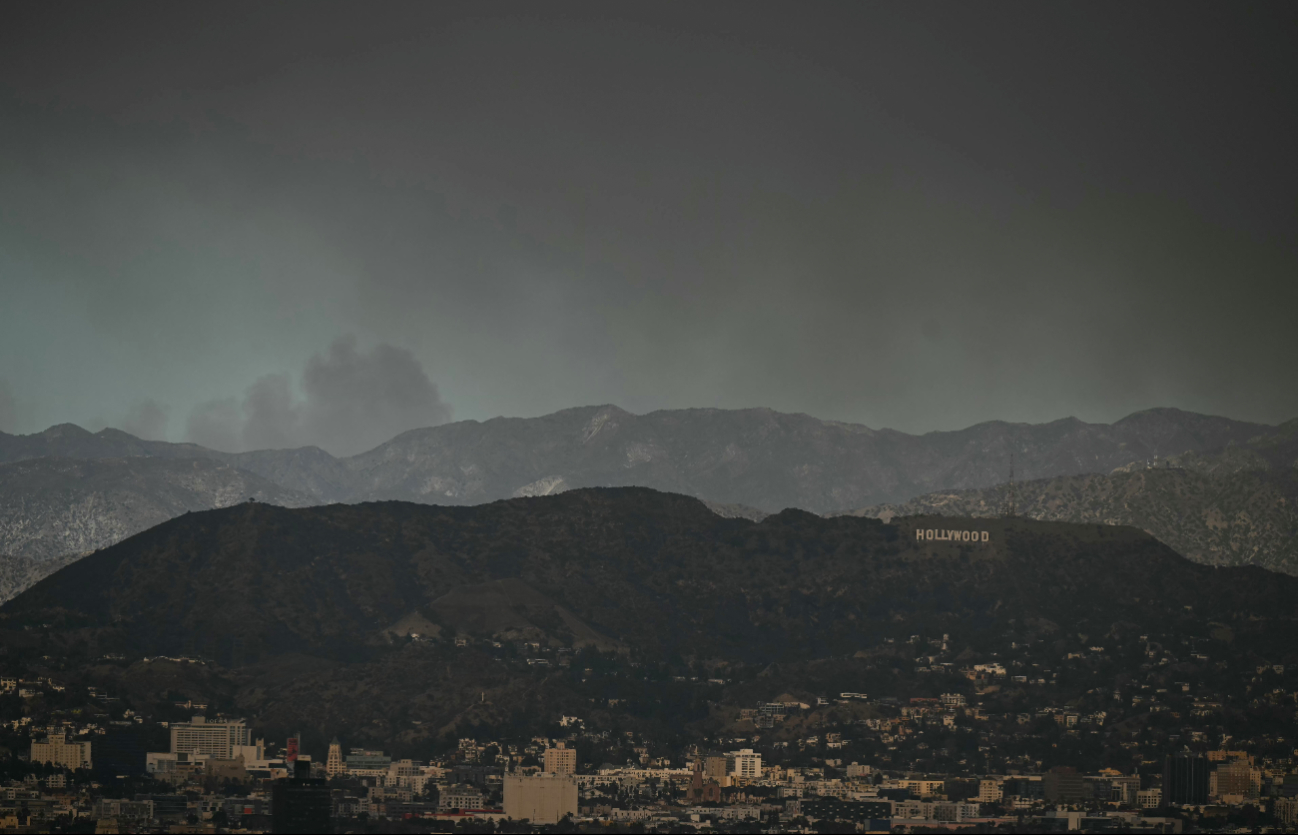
[{"xmin": 1002, "ymin": 452, "xmax": 1017, "ymax": 518}]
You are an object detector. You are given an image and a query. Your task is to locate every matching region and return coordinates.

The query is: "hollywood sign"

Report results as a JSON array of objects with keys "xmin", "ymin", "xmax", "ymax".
[{"xmin": 916, "ymin": 528, "xmax": 990, "ymax": 543}]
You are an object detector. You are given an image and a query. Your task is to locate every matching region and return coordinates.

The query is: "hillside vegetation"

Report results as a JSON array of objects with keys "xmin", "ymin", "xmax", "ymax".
[{"xmin": 4, "ymin": 488, "xmax": 1296, "ymax": 751}]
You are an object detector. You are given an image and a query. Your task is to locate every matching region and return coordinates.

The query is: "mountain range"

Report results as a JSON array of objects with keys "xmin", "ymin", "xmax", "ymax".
[
  {"xmin": 4, "ymin": 488, "xmax": 1296, "ymax": 752},
  {"xmin": 0, "ymin": 457, "xmax": 314, "ymax": 562},
  {"xmin": 0, "ymin": 405, "xmax": 1291, "ymax": 598},
  {"xmin": 855, "ymin": 418, "xmax": 1298, "ymax": 574},
  {"xmin": 0, "ymin": 406, "xmax": 1280, "ymax": 512}
]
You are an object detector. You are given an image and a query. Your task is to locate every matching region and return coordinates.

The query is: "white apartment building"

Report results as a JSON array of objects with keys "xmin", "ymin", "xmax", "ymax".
[
  {"xmin": 726, "ymin": 748, "xmax": 762, "ymax": 780},
  {"xmin": 169, "ymin": 716, "xmax": 250, "ymax": 759}
]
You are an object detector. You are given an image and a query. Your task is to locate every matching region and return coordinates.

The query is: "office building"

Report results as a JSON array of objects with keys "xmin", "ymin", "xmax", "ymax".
[
  {"xmin": 1043, "ymin": 766, "xmax": 1086, "ymax": 804},
  {"xmin": 272, "ymin": 761, "xmax": 331, "ymax": 834},
  {"xmin": 1163, "ymin": 755, "xmax": 1209, "ymax": 806}
]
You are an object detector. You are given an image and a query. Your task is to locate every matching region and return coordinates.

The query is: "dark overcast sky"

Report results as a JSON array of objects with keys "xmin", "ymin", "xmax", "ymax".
[{"xmin": 1, "ymin": 2, "xmax": 1295, "ymax": 450}]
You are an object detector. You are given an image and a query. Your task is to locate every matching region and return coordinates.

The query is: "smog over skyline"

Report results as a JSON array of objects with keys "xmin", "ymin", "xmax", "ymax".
[{"xmin": 2, "ymin": 3, "xmax": 1296, "ymax": 454}]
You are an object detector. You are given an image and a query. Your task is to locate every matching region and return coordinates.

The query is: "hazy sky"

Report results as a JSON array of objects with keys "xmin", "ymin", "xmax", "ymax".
[{"xmin": 2, "ymin": 2, "xmax": 1295, "ymax": 452}]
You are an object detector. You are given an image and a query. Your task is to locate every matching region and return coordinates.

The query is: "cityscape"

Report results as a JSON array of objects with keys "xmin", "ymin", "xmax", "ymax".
[
  {"xmin": 4, "ymin": 617, "xmax": 1298, "ymax": 832},
  {"xmin": 3, "ymin": 2, "xmax": 1297, "ymax": 833}
]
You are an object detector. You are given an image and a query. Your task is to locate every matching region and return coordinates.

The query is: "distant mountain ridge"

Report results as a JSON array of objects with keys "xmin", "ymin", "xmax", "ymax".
[
  {"xmin": 856, "ymin": 468, "xmax": 1298, "ymax": 574},
  {"xmin": 0, "ymin": 405, "xmax": 1290, "ymax": 599},
  {"xmin": 0, "ymin": 552, "xmax": 82, "ymax": 605},
  {"xmin": 851, "ymin": 419, "xmax": 1298, "ymax": 574},
  {"xmin": 0, "ymin": 457, "xmax": 315, "ymax": 561},
  {"xmin": 0, "ymin": 405, "xmax": 1281, "ymax": 512}
]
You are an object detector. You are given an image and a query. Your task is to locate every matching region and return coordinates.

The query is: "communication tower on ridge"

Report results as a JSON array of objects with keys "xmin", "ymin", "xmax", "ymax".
[{"xmin": 1002, "ymin": 453, "xmax": 1017, "ymax": 518}]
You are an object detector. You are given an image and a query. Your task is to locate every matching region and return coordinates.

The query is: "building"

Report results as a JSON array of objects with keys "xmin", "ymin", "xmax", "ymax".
[
  {"xmin": 802, "ymin": 798, "xmax": 892, "ymax": 825},
  {"xmin": 726, "ymin": 748, "xmax": 762, "ymax": 780},
  {"xmin": 439, "ymin": 784, "xmax": 484, "ymax": 811},
  {"xmin": 686, "ymin": 759, "xmax": 722, "ymax": 804},
  {"xmin": 1275, "ymin": 796, "xmax": 1298, "ymax": 828},
  {"xmin": 543, "ymin": 742, "xmax": 576, "ymax": 775},
  {"xmin": 325, "ymin": 739, "xmax": 343, "ymax": 778},
  {"xmin": 232, "ymin": 738, "xmax": 266, "ymax": 765},
  {"xmin": 169, "ymin": 716, "xmax": 250, "ymax": 759},
  {"xmin": 93, "ymin": 725, "xmax": 153, "ymax": 779},
  {"xmin": 1136, "ymin": 788, "xmax": 1162, "ymax": 809},
  {"xmin": 30, "ymin": 735, "xmax": 92, "ymax": 770},
  {"xmin": 1163, "ymin": 754, "xmax": 1209, "ymax": 806},
  {"xmin": 1210, "ymin": 757, "xmax": 1258, "ymax": 803},
  {"xmin": 271, "ymin": 761, "xmax": 331, "ymax": 834},
  {"xmin": 977, "ymin": 778, "xmax": 1003, "ymax": 803},
  {"xmin": 1043, "ymin": 766, "xmax": 1086, "ymax": 805},
  {"xmin": 704, "ymin": 756, "xmax": 730, "ymax": 786},
  {"xmin": 1107, "ymin": 775, "xmax": 1141, "ymax": 805},
  {"xmin": 344, "ymin": 748, "xmax": 391, "ymax": 776},
  {"xmin": 503, "ymin": 773, "xmax": 578, "ymax": 825}
]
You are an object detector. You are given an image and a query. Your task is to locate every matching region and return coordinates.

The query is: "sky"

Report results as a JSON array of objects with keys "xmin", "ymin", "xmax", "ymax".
[{"xmin": 1, "ymin": 2, "xmax": 1295, "ymax": 454}]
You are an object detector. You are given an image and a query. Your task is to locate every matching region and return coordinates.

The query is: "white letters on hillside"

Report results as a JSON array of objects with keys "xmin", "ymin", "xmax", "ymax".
[{"xmin": 915, "ymin": 528, "xmax": 990, "ymax": 543}]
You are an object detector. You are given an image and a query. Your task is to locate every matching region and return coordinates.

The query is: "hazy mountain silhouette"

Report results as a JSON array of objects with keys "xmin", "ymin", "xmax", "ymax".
[{"xmin": 0, "ymin": 405, "xmax": 1280, "ymax": 513}]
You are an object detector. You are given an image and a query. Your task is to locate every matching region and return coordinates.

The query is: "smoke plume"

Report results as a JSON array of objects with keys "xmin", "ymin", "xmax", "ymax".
[
  {"xmin": 118, "ymin": 398, "xmax": 170, "ymax": 441},
  {"xmin": 185, "ymin": 336, "xmax": 451, "ymax": 456}
]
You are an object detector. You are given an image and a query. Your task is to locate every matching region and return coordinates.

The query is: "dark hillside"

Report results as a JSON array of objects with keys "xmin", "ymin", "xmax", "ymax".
[
  {"xmin": 5, "ymin": 488, "xmax": 1297, "ymax": 750},
  {"xmin": 8, "ymin": 488, "xmax": 1297, "ymax": 663}
]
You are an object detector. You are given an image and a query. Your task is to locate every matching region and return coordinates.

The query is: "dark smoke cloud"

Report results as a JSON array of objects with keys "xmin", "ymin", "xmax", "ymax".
[
  {"xmin": 117, "ymin": 398, "xmax": 170, "ymax": 441},
  {"xmin": 185, "ymin": 336, "xmax": 451, "ymax": 456}
]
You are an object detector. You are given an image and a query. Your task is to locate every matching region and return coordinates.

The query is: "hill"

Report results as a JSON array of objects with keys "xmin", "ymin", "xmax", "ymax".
[
  {"xmin": 0, "ymin": 552, "xmax": 82, "ymax": 605},
  {"xmin": 0, "ymin": 405, "xmax": 1286, "ymax": 601},
  {"xmin": 0, "ymin": 457, "xmax": 315, "ymax": 561},
  {"xmin": 4, "ymin": 488, "xmax": 1296, "ymax": 751},
  {"xmin": 855, "ymin": 467, "xmax": 1298, "ymax": 575}
]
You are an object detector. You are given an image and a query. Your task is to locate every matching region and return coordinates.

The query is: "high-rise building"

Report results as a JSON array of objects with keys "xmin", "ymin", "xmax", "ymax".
[
  {"xmin": 31, "ymin": 735, "xmax": 92, "ymax": 770},
  {"xmin": 503, "ymin": 773, "xmax": 577, "ymax": 825},
  {"xmin": 94, "ymin": 725, "xmax": 157, "ymax": 779},
  {"xmin": 1163, "ymin": 754, "xmax": 1209, "ymax": 806},
  {"xmin": 325, "ymin": 739, "xmax": 343, "ymax": 778},
  {"xmin": 543, "ymin": 742, "xmax": 576, "ymax": 775},
  {"xmin": 704, "ymin": 755, "xmax": 730, "ymax": 786},
  {"xmin": 170, "ymin": 717, "xmax": 250, "ymax": 759},
  {"xmin": 725, "ymin": 748, "xmax": 762, "ymax": 780},
  {"xmin": 272, "ymin": 761, "xmax": 331, "ymax": 834},
  {"xmin": 1211, "ymin": 757, "xmax": 1257, "ymax": 801}
]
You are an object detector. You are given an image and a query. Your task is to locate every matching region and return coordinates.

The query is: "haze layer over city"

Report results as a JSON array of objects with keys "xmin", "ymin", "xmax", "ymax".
[{"xmin": 1, "ymin": 3, "xmax": 1296, "ymax": 833}]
